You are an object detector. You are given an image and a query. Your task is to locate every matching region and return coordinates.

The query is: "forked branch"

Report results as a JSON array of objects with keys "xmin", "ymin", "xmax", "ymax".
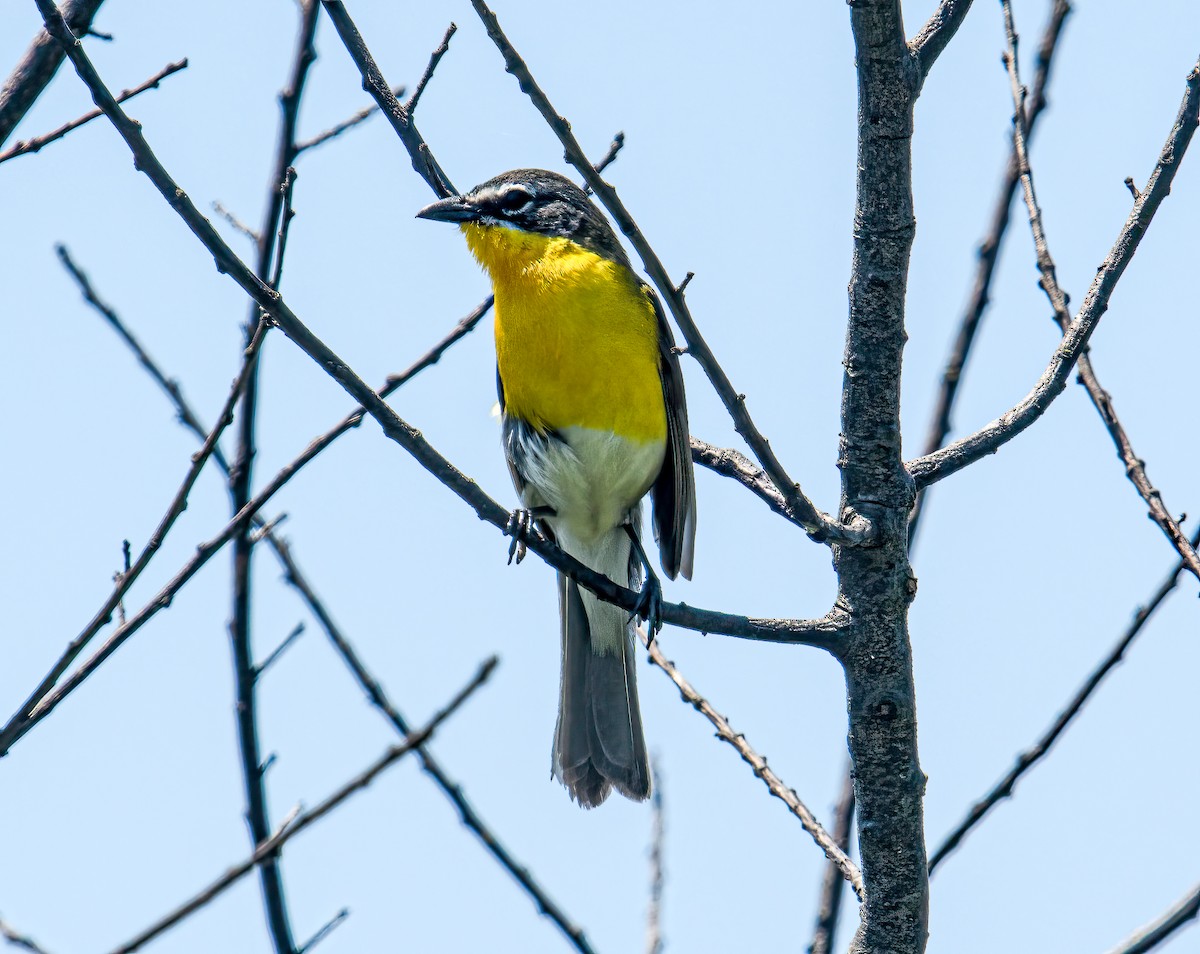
[{"xmin": 908, "ymin": 58, "xmax": 1200, "ymax": 488}]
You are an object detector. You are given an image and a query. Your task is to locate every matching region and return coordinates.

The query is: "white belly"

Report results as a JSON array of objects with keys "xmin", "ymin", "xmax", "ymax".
[{"xmin": 519, "ymin": 424, "xmax": 665, "ymax": 546}]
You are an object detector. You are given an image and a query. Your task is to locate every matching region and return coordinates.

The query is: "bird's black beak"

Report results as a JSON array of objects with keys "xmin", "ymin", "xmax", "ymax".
[{"xmin": 416, "ymin": 195, "xmax": 479, "ymax": 223}]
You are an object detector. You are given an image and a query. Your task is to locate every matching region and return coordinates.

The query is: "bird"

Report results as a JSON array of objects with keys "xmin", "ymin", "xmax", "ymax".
[{"xmin": 417, "ymin": 169, "xmax": 696, "ymax": 807}]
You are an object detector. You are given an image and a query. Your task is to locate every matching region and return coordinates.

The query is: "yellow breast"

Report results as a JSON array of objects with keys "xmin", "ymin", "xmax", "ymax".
[{"xmin": 463, "ymin": 223, "xmax": 667, "ymax": 444}]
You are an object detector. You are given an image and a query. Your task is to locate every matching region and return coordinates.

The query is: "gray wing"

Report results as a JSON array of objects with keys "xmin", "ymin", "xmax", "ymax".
[{"xmin": 643, "ymin": 283, "xmax": 696, "ymax": 580}]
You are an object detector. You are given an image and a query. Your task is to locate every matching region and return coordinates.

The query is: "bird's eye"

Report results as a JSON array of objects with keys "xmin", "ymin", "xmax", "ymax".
[{"xmin": 498, "ymin": 187, "xmax": 533, "ymax": 214}]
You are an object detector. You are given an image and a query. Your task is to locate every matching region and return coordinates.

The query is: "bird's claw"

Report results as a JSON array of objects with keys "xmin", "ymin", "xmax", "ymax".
[
  {"xmin": 506, "ymin": 509, "xmax": 533, "ymax": 564},
  {"xmin": 630, "ymin": 571, "xmax": 664, "ymax": 644},
  {"xmin": 505, "ymin": 506, "xmax": 555, "ymax": 565}
]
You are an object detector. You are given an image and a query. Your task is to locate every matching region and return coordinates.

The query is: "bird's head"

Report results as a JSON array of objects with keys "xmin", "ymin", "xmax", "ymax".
[{"xmin": 416, "ymin": 169, "xmax": 629, "ymax": 269}]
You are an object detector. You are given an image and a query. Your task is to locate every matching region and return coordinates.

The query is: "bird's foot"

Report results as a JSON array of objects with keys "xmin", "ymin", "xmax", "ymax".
[
  {"xmin": 505, "ymin": 506, "xmax": 555, "ymax": 565},
  {"xmin": 631, "ymin": 571, "xmax": 664, "ymax": 644},
  {"xmin": 623, "ymin": 524, "xmax": 664, "ymax": 643}
]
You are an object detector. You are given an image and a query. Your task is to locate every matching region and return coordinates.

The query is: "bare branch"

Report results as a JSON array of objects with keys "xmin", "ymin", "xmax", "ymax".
[
  {"xmin": 807, "ymin": 764, "xmax": 856, "ymax": 954},
  {"xmin": 292, "ymin": 84, "xmax": 404, "ymax": 155},
  {"xmin": 928, "ymin": 523, "xmax": 1200, "ymax": 873},
  {"xmin": 404, "ymin": 22, "xmax": 456, "ymax": 114},
  {"xmin": 212, "ymin": 200, "xmax": 261, "ymax": 245},
  {"xmin": 1000, "ymin": 0, "xmax": 1064, "ymax": 318},
  {"xmin": 592, "ymin": 130, "xmax": 625, "ymax": 176},
  {"xmin": 641, "ymin": 629, "xmax": 864, "ymax": 899},
  {"xmin": 0, "ymin": 0, "xmax": 106, "ymax": 146},
  {"xmin": 909, "ymin": 0, "xmax": 976, "ymax": 88},
  {"xmin": 908, "ymin": 57, "xmax": 1200, "ymax": 488},
  {"xmin": 995, "ymin": 0, "xmax": 1200, "ymax": 582},
  {"xmin": 384, "ymin": 296, "xmax": 493, "ymax": 389},
  {"xmin": 270, "ymin": 165, "xmax": 299, "ymax": 290},
  {"xmin": 226, "ymin": 7, "xmax": 319, "ymax": 951},
  {"xmin": 0, "ymin": 57, "xmax": 186, "ymax": 164},
  {"xmin": 1103, "ymin": 882, "xmax": 1200, "ymax": 954},
  {"xmin": 466, "ymin": 0, "xmax": 873, "ymax": 548},
  {"xmin": 910, "ymin": 0, "xmax": 1071, "ymax": 541},
  {"xmin": 255, "ymin": 621, "xmax": 305, "ymax": 677},
  {"xmin": 0, "ymin": 315, "xmax": 267, "ymax": 753},
  {"xmin": 103, "ymin": 657, "xmax": 497, "ymax": 954},
  {"xmin": 56, "ymin": 244, "xmax": 231, "ymax": 471},
  {"xmin": 319, "ymin": 1, "xmax": 456, "ymax": 196},
  {"xmin": 296, "ymin": 909, "xmax": 349, "ymax": 954},
  {"xmin": 690, "ymin": 438, "xmax": 812, "ymax": 530}
]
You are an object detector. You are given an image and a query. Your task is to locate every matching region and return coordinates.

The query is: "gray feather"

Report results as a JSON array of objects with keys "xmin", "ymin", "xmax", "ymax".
[{"xmin": 552, "ymin": 556, "xmax": 650, "ymax": 808}]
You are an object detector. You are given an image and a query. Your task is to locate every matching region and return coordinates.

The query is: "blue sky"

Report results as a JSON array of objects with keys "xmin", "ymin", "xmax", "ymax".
[{"xmin": 1, "ymin": 2, "xmax": 1198, "ymax": 952}]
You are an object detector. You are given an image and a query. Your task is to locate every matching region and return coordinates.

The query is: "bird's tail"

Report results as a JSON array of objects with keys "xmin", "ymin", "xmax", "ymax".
[{"xmin": 552, "ymin": 524, "xmax": 650, "ymax": 808}]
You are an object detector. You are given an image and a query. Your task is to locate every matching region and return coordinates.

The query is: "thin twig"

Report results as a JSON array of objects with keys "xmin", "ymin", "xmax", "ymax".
[
  {"xmin": 296, "ymin": 908, "xmax": 349, "ymax": 954},
  {"xmin": 592, "ymin": 130, "xmax": 625, "ymax": 175},
  {"xmin": 56, "ymin": 245, "xmax": 231, "ymax": 472},
  {"xmin": 1103, "ymin": 882, "xmax": 1200, "ymax": 954},
  {"xmin": 999, "ymin": 0, "xmax": 1200, "ymax": 583},
  {"xmin": 270, "ymin": 539, "xmax": 599, "ymax": 954},
  {"xmin": 212, "ymin": 201, "xmax": 261, "ymax": 245},
  {"xmin": 466, "ymin": 0, "xmax": 872, "ymax": 548},
  {"xmin": 404, "ymin": 22, "xmax": 456, "ymax": 114},
  {"xmin": 270, "ymin": 166, "xmax": 299, "ymax": 290},
  {"xmin": 319, "ymin": 1, "xmax": 456, "ymax": 196},
  {"xmin": 0, "ymin": 58, "xmax": 187, "ymax": 163},
  {"xmin": 383, "ymin": 297, "xmax": 493, "ymax": 389},
  {"xmin": 806, "ymin": 763, "xmax": 856, "ymax": 954},
  {"xmin": 640, "ymin": 629, "xmax": 864, "ymax": 899},
  {"xmin": 255, "ymin": 622, "xmax": 305, "ymax": 677},
  {"xmin": 928, "ymin": 523, "xmax": 1200, "ymax": 873},
  {"xmin": 292, "ymin": 85, "xmax": 404, "ymax": 154},
  {"xmin": 909, "ymin": 0, "xmax": 1070, "ymax": 541},
  {"xmin": 907, "ymin": 57, "xmax": 1200, "ymax": 488},
  {"xmin": 104, "ymin": 657, "xmax": 497, "ymax": 954},
  {"xmin": 584, "ymin": 131, "xmax": 624, "ymax": 194},
  {"xmin": 0, "ymin": 317, "xmax": 267, "ymax": 754}
]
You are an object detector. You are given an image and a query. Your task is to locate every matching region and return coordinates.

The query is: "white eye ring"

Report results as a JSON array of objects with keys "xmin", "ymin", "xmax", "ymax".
[{"xmin": 498, "ymin": 187, "xmax": 534, "ymax": 214}]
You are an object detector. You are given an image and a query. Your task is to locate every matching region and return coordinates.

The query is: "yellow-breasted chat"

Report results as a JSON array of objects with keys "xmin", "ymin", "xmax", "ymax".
[{"xmin": 418, "ymin": 169, "xmax": 696, "ymax": 807}]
